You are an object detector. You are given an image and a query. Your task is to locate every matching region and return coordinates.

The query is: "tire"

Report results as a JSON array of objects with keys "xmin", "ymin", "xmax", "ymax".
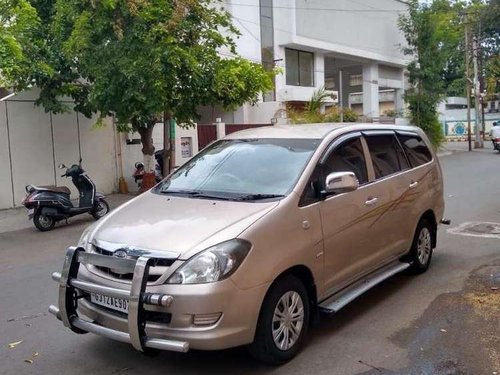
[
  {"xmin": 33, "ymin": 211, "xmax": 56, "ymax": 232},
  {"xmin": 248, "ymin": 275, "xmax": 309, "ymax": 365},
  {"xmin": 91, "ymin": 199, "xmax": 110, "ymax": 220},
  {"xmin": 407, "ymin": 219, "xmax": 434, "ymax": 274}
]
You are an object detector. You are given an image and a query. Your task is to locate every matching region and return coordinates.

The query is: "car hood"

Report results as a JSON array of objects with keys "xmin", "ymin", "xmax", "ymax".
[{"xmin": 87, "ymin": 191, "xmax": 279, "ymax": 259}]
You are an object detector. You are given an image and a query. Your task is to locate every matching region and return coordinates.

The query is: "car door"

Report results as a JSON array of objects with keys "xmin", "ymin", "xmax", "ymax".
[
  {"xmin": 362, "ymin": 132, "xmax": 412, "ymax": 263},
  {"xmin": 396, "ymin": 131, "xmax": 436, "ymax": 249},
  {"xmin": 318, "ymin": 133, "xmax": 385, "ymax": 295}
]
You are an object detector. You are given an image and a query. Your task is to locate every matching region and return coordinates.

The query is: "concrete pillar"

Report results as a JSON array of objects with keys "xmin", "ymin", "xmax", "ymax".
[
  {"xmin": 214, "ymin": 120, "xmax": 225, "ymax": 139},
  {"xmin": 362, "ymin": 63, "xmax": 380, "ymax": 119},
  {"xmin": 315, "ymin": 53, "xmax": 325, "ymax": 90},
  {"xmin": 394, "ymin": 69, "xmax": 405, "ymax": 116}
]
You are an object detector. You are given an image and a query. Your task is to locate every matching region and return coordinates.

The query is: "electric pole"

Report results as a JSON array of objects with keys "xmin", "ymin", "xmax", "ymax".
[
  {"xmin": 472, "ymin": 35, "xmax": 483, "ymax": 148},
  {"xmin": 339, "ymin": 69, "xmax": 344, "ymax": 123},
  {"xmin": 464, "ymin": 12, "xmax": 472, "ymax": 152}
]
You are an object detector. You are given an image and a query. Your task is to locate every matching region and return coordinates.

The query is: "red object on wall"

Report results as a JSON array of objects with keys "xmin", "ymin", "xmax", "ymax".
[{"xmin": 197, "ymin": 124, "xmax": 217, "ymax": 150}]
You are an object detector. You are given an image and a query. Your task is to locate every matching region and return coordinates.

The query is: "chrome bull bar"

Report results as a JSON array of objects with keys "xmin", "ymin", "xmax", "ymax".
[{"xmin": 49, "ymin": 246, "xmax": 189, "ymax": 353}]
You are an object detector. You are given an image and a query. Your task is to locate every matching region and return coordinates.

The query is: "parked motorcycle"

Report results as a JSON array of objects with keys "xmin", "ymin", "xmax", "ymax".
[{"xmin": 21, "ymin": 161, "xmax": 110, "ymax": 231}]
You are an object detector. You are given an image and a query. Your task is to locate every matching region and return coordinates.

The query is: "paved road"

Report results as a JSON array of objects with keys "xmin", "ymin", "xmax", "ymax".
[{"xmin": 1, "ymin": 147, "xmax": 499, "ymax": 375}]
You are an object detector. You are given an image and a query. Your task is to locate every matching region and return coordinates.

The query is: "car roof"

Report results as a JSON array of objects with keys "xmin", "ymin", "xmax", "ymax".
[{"xmin": 223, "ymin": 123, "xmax": 422, "ymax": 140}]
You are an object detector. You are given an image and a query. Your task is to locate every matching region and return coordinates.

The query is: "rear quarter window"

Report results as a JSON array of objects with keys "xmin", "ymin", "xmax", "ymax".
[{"xmin": 397, "ymin": 135, "xmax": 432, "ymax": 167}]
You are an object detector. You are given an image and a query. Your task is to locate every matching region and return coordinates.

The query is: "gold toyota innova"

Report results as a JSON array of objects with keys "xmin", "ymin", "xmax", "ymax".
[{"xmin": 50, "ymin": 123, "xmax": 445, "ymax": 364}]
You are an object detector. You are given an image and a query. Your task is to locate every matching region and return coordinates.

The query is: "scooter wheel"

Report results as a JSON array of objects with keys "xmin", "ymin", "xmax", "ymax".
[
  {"xmin": 33, "ymin": 212, "xmax": 56, "ymax": 232},
  {"xmin": 91, "ymin": 199, "xmax": 110, "ymax": 220}
]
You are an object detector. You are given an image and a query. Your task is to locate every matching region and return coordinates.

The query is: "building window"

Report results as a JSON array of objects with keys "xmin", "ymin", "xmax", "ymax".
[
  {"xmin": 349, "ymin": 74, "xmax": 362, "ymax": 87},
  {"xmin": 260, "ymin": 0, "xmax": 275, "ymax": 101},
  {"xmin": 285, "ymin": 48, "xmax": 314, "ymax": 87}
]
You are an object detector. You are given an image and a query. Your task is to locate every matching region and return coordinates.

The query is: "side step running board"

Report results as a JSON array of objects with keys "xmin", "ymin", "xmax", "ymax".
[{"xmin": 319, "ymin": 262, "xmax": 411, "ymax": 314}]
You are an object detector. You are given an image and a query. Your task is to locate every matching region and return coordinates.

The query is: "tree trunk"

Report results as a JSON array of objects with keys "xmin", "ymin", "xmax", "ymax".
[
  {"xmin": 163, "ymin": 111, "xmax": 171, "ymax": 178},
  {"xmin": 137, "ymin": 123, "xmax": 157, "ymax": 192}
]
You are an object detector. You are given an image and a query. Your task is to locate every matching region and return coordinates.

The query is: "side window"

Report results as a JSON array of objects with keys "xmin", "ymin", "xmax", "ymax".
[
  {"xmin": 397, "ymin": 134, "xmax": 432, "ymax": 167},
  {"xmin": 394, "ymin": 136, "xmax": 410, "ymax": 171},
  {"xmin": 324, "ymin": 137, "xmax": 368, "ymax": 184},
  {"xmin": 365, "ymin": 135, "xmax": 405, "ymax": 179},
  {"xmin": 299, "ymin": 166, "xmax": 322, "ymax": 206}
]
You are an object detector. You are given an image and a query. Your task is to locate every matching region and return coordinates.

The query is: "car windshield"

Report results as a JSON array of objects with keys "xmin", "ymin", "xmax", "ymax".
[{"xmin": 154, "ymin": 138, "xmax": 320, "ymax": 200}]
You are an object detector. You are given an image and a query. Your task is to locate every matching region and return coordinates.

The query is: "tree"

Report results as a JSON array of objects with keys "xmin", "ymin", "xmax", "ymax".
[
  {"xmin": 1, "ymin": 0, "xmax": 274, "ymax": 190},
  {"xmin": 52, "ymin": 0, "xmax": 274, "ymax": 188},
  {"xmin": 0, "ymin": 0, "xmax": 39, "ymax": 88},
  {"xmin": 0, "ymin": 0, "xmax": 92, "ymax": 114},
  {"xmin": 398, "ymin": 0, "xmax": 463, "ymax": 146}
]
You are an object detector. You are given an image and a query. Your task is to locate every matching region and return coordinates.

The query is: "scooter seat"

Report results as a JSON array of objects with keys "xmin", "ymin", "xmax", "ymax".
[{"xmin": 30, "ymin": 185, "xmax": 71, "ymax": 195}]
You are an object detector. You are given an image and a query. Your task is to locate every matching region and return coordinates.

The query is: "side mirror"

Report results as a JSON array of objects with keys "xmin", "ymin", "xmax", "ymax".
[
  {"xmin": 58, "ymin": 163, "xmax": 66, "ymax": 169},
  {"xmin": 323, "ymin": 171, "xmax": 359, "ymax": 197}
]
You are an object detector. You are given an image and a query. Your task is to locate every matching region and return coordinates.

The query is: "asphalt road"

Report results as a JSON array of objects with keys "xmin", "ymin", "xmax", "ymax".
[{"xmin": 0, "ymin": 147, "xmax": 499, "ymax": 375}]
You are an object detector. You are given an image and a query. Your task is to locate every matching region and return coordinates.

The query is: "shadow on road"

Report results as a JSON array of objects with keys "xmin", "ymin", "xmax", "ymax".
[{"xmin": 67, "ymin": 270, "xmax": 417, "ymax": 374}]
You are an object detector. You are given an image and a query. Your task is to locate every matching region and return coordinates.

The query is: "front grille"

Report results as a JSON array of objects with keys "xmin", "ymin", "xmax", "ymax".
[{"xmin": 92, "ymin": 246, "xmax": 176, "ymax": 283}]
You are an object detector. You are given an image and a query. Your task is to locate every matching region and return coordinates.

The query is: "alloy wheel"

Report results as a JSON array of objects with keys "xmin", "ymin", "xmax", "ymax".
[
  {"xmin": 417, "ymin": 227, "xmax": 432, "ymax": 265},
  {"xmin": 272, "ymin": 291, "xmax": 304, "ymax": 351}
]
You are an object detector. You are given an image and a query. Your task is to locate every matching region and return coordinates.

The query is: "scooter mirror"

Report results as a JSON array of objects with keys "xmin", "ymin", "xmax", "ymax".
[{"xmin": 58, "ymin": 163, "xmax": 66, "ymax": 169}]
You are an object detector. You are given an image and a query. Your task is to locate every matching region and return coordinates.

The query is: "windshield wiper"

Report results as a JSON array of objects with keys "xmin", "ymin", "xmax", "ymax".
[
  {"xmin": 159, "ymin": 189, "xmax": 199, "ymax": 196},
  {"xmin": 160, "ymin": 189, "xmax": 235, "ymax": 201},
  {"xmin": 160, "ymin": 190, "xmax": 284, "ymax": 201},
  {"xmin": 235, "ymin": 194, "xmax": 285, "ymax": 201}
]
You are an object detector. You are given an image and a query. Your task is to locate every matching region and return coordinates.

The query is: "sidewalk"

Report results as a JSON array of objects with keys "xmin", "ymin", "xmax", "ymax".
[
  {"xmin": 0, "ymin": 193, "xmax": 135, "ymax": 234},
  {"xmin": 441, "ymin": 140, "xmax": 498, "ymax": 153}
]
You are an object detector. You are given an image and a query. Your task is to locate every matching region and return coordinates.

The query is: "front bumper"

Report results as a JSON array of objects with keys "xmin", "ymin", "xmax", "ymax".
[{"xmin": 49, "ymin": 247, "xmax": 268, "ymax": 352}]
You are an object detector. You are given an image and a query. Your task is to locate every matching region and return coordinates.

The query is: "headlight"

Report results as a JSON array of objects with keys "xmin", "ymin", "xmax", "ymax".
[{"xmin": 166, "ymin": 239, "xmax": 252, "ymax": 284}]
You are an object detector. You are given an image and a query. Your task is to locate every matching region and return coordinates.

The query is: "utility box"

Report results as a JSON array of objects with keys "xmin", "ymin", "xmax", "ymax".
[{"xmin": 174, "ymin": 124, "xmax": 198, "ymax": 168}]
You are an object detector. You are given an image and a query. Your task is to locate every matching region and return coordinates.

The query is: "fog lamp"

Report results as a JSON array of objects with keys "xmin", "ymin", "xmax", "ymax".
[{"xmin": 193, "ymin": 313, "xmax": 222, "ymax": 326}]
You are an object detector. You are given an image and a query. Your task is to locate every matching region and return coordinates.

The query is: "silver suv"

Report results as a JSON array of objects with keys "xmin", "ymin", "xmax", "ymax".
[{"xmin": 50, "ymin": 123, "xmax": 445, "ymax": 364}]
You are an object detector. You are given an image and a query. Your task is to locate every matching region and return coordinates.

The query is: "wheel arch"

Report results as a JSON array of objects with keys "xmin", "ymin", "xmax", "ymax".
[
  {"xmin": 266, "ymin": 265, "xmax": 318, "ymax": 323},
  {"xmin": 418, "ymin": 209, "xmax": 437, "ymax": 248}
]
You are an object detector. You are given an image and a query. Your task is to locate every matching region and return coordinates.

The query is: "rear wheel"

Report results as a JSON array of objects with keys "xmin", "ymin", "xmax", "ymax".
[
  {"xmin": 33, "ymin": 211, "xmax": 55, "ymax": 232},
  {"xmin": 248, "ymin": 275, "xmax": 309, "ymax": 365},
  {"xmin": 408, "ymin": 219, "xmax": 434, "ymax": 274},
  {"xmin": 91, "ymin": 199, "xmax": 110, "ymax": 220}
]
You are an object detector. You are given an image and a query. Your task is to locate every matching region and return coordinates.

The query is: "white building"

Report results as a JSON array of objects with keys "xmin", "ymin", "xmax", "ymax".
[
  {"xmin": 438, "ymin": 96, "xmax": 500, "ymax": 138},
  {"xmin": 199, "ymin": 0, "xmax": 410, "ymax": 124}
]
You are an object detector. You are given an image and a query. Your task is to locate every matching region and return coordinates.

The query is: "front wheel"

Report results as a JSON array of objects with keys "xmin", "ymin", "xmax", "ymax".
[
  {"xmin": 248, "ymin": 275, "xmax": 309, "ymax": 365},
  {"xmin": 33, "ymin": 211, "xmax": 56, "ymax": 232},
  {"xmin": 91, "ymin": 199, "xmax": 110, "ymax": 220},
  {"xmin": 407, "ymin": 219, "xmax": 434, "ymax": 274}
]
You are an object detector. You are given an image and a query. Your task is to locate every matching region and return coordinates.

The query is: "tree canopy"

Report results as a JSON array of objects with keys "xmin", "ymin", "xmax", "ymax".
[{"xmin": 1, "ymin": 0, "xmax": 275, "ymax": 184}]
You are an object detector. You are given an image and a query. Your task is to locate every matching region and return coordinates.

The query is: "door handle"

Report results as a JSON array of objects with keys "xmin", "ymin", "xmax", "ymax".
[
  {"xmin": 409, "ymin": 181, "xmax": 419, "ymax": 189},
  {"xmin": 365, "ymin": 197, "xmax": 378, "ymax": 206}
]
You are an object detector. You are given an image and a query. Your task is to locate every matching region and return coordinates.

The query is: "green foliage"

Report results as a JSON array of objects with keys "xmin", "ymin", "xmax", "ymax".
[
  {"xmin": 1, "ymin": 0, "xmax": 274, "ymax": 142},
  {"xmin": 398, "ymin": 0, "xmax": 457, "ymax": 147},
  {"xmin": 0, "ymin": 0, "xmax": 42, "ymax": 87},
  {"xmin": 288, "ymin": 86, "xmax": 359, "ymax": 124},
  {"xmin": 306, "ymin": 86, "xmax": 332, "ymax": 113},
  {"xmin": 485, "ymin": 55, "xmax": 500, "ymax": 98},
  {"xmin": 0, "ymin": 0, "xmax": 89, "ymax": 114},
  {"xmin": 50, "ymin": 0, "xmax": 274, "ymax": 133},
  {"xmin": 209, "ymin": 57, "xmax": 275, "ymax": 111}
]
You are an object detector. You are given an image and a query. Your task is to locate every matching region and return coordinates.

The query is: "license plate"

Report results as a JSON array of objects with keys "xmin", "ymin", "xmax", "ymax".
[
  {"xmin": 27, "ymin": 208, "xmax": 34, "ymax": 216},
  {"xmin": 90, "ymin": 292, "xmax": 129, "ymax": 314}
]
